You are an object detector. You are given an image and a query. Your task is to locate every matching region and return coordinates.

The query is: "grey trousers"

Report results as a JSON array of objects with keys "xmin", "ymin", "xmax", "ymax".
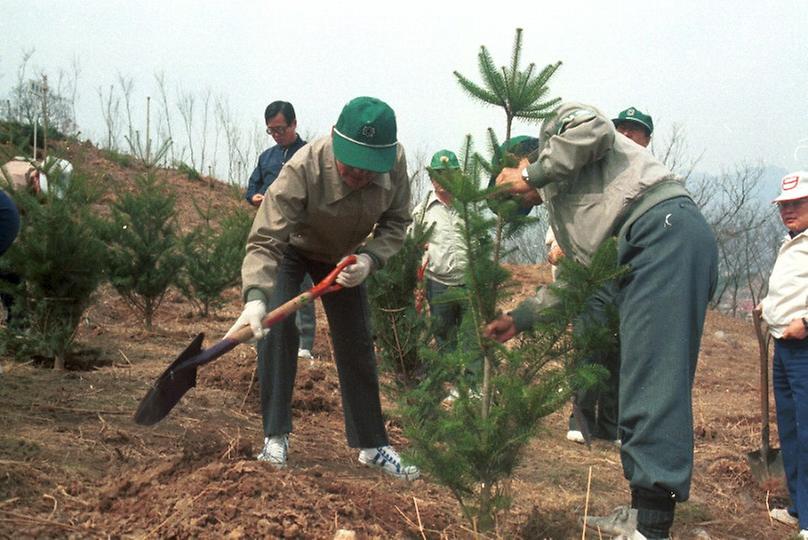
[
  {"xmin": 257, "ymin": 247, "xmax": 389, "ymax": 448},
  {"xmin": 615, "ymin": 197, "xmax": 717, "ymax": 501}
]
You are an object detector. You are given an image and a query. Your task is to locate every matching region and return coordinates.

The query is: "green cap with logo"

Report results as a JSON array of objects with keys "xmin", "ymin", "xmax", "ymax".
[
  {"xmin": 332, "ymin": 96, "xmax": 398, "ymax": 173},
  {"xmin": 427, "ymin": 149, "xmax": 461, "ymax": 174},
  {"xmin": 612, "ymin": 106, "xmax": 654, "ymax": 135}
]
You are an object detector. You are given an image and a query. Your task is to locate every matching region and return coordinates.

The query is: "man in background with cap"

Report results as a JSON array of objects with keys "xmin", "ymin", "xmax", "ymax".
[
  {"xmin": 613, "ymin": 106, "xmax": 654, "ymax": 148},
  {"xmin": 759, "ymin": 171, "xmax": 808, "ymax": 538},
  {"xmin": 412, "ymin": 149, "xmax": 469, "ymax": 352},
  {"xmin": 486, "ymin": 101, "xmax": 717, "ymax": 539},
  {"xmin": 229, "ymin": 96, "xmax": 419, "ymax": 480},
  {"xmin": 245, "ymin": 100, "xmax": 316, "ymax": 361}
]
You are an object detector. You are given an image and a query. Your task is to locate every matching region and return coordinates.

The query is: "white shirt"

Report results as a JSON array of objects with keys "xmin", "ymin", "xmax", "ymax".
[{"xmin": 761, "ymin": 229, "xmax": 808, "ymax": 338}]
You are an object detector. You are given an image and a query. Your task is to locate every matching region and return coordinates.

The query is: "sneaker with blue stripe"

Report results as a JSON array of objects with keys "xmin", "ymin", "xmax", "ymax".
[{"xmin": 358, "ymin": 445, "xmax": 420, "ymax": 481}]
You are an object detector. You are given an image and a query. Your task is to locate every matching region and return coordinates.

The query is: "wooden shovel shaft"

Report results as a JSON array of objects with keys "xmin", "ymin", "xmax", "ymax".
[
  {"xmin": 226, "ymin": 255, "xmax": 356, "ymax": 345},
  {"xmin": 752, "ymin": 309, "xmax": 771, "ymax": 453}
]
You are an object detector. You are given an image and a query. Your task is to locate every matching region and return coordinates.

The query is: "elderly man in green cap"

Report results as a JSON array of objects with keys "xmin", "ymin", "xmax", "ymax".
[
  {"xmin": 229, "ymin": 96, "xmax": 418, "ymax": 480},
  {"xmin": 613, "ymin": 106, "xmax": 654, "ymax": 148},
  {"xmin": 412, "ymin": 149, "xmax": 469, "ymax": 352}
]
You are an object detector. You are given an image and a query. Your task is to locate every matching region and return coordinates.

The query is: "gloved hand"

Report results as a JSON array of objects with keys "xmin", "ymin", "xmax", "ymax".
[
  {"xmin": 225, "ymin": 299, "xmax": 268, "ymax": 343},
  {"xmin": 336, "ymin": 253, "xmax": 374, "ymax": 288}
]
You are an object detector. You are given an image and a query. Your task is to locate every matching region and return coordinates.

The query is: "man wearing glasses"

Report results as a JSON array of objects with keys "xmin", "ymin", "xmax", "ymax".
[{"xmin": 245, "ymin": 101, "xmax": 316, "ymax": 360}]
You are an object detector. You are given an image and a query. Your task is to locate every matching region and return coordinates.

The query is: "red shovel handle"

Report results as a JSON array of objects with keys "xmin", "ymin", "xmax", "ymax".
[{"xmin": 228, "ymin": 255, "xmax": 357, "ymax": 344}]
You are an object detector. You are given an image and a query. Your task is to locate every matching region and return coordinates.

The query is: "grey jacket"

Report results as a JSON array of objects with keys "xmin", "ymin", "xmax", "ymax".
[{"xmin": 511, "ymin": 102, "xmax": 691, "ymax": 331}]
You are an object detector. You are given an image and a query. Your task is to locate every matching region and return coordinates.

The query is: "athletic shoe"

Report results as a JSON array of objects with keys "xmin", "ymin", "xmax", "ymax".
[
  {"xmin": 566, "ymin": 429, "xmax": 585, "ymax": 444},
  {"xmin": 257, "ymin": 434, "xmax": 288, "ymax": 468},
  {"xmin": 770, "ymin": 507, "xmax": 799, "ymax": 526},
  {"xmin": 584, "ymin": 505, "xmax": 637, "ymax": 536},
  {"xmin": 358, "ymin": 445, "xmax": 420, "ymax": 480}
]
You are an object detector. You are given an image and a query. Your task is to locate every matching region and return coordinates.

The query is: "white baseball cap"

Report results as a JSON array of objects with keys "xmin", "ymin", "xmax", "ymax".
[{"xmin": 773, "ymin": 171, "xmax": 808, "ymax": 203}]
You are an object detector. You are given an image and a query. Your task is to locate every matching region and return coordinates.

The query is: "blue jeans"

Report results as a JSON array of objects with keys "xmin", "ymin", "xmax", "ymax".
[{"xmin": 773, "ymin": 337, "xmax": 808, "ymax": 529}]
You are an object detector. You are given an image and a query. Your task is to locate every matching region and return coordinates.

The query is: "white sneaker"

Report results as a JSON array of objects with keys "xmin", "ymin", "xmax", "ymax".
[
  {"xmin": 770, "ymin": 507, "xmax": 799, "ymax": 526},
  {"xmin": 257, "ymin": 435, "xmax": 288, "ymax": 468},
  {"xmin": 358, "ymin": 445, "xmax": 420, "ymax": 481},
  {"xmin": 584, "ymin": 505, "xmax": 637, "ymax": 536},
  {"xmin": 298, "ymin": 349, "xmax": 313, "ymax": 359},
  {"xmin": 799, "ymin": 530, "xmax": 808, "ymax": 540},
  {"xmin": 566, "ymin": 430, "xmax": 585, "ymax": 444}
]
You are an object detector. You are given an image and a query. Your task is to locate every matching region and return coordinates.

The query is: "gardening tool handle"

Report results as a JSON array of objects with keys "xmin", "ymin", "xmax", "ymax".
[
  {"xmin": 753, "ymin": 309, "xmax": 771, "ymax": 454},
  {"xmin": 227, "ymin": 255, "xmax": 357, "ymax": 345}
]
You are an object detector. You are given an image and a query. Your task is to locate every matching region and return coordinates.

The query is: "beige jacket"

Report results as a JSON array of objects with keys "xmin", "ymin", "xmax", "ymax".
[
  {"xmin": 412, "ymin": 191, "xmax": 467, "ymax": 286},
  {"xmin": 241, "ymin": 136, "xmax": 411, "ymax": 301},
  {"xmin": 761, "ymin": 229, "xmax": 808, "ymax": 338}
]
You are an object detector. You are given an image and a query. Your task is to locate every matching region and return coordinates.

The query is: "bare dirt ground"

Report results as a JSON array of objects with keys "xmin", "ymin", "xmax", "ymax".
[{"xmin": 0, "ymin": 143, "xmax": 795, "ymax": 539}]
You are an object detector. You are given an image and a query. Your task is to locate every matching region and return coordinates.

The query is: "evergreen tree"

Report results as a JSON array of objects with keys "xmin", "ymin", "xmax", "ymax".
[
  {"xmin": 98, "ymin": 171, "xmax": 183, "ymax": 330},
  {"xmin": 0, "ymin": 158, "xmax": 105, "ymax": 370},
  {"xmin": 178, "ymin": 196, "xmax": 251, "ymax": 317},
  {"xmin": 454, "ymin": 28, "xmax": 562, "ymax": 140},
  {"xmin": 367, "ymin": 218, "xmax": 431, "ymax": 387},
  {"xmin": 395, "ymin": 166, "xmax": 624, "ymax": 531}
]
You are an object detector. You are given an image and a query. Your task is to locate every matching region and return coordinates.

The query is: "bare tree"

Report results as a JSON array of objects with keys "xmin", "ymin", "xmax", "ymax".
[
  {"xmin": 117, "ymin": 73, "xmax": 135, "ymax": 145},
  {"xmin": 176, "ymin": 87, "xmax": 196, "ymax": 169},
  {"xmin": 97, "ymin": 84, "xmax": 121, "ymax": 149},
  {"xmin": 154, "ymin": 71, "xmax": 176, "ymax": 162}
]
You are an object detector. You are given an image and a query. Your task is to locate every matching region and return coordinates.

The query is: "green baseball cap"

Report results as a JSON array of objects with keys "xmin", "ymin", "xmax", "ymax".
[
  {"xmin": 427, "ymin": 149, "xmax": 460, "ymax": 174},
  {"xmin": 332, "ymin": 96, "xmax": 398, "ymax": 173},
  {"xmin": 612, "ymin": 106, "xmax": 654, "ymax": 135}
]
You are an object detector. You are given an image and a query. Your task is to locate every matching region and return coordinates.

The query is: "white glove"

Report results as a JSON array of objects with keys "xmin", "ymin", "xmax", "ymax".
[
  {"xmin": 336, "ymin": 253, "xmax": 374, "ymax": 288},
  {"xmin": 225, "ymin": 300, "xmax": 268, "ymax": 343}
]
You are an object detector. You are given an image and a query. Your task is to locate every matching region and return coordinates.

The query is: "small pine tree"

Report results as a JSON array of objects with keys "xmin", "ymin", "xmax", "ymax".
[
  {"xmin": 178, "ymin": 196, "xmax": 251, "ymax": 316},
  {"xmin": 393, "ymin": 166, "xmax": 624, "ymax": 531},
  {"xmin": 98, "ymin": 171, "xmax": 184, "ymax": 330},
  {"xmin": 368, "ymin": 218, "xmax": 431, "ymax": 387},
  {"xmin": 454, "ymin": 28, "xmax": 562, "ymax": 140},
  {"xmin": 0, "ymin": 158, "xmax": 105, "ymax": 370}
]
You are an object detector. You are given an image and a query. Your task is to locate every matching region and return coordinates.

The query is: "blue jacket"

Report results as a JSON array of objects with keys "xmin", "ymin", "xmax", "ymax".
[{"xmin": 245, "ymin": 135, "xmax": 307, "ymax": 203}]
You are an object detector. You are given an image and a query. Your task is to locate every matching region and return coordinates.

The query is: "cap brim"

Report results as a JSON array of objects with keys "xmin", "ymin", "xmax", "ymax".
[
  {"xmin": 612, "ymin": 118, "xmax": 652, "ymax": 134},
  {"xmin": 773, "ymin": 192, "xmax": 808, "ymax": 203},
  {"xmin": 332, "ymin": 133, "xmax": 396, "ymax": 173}
]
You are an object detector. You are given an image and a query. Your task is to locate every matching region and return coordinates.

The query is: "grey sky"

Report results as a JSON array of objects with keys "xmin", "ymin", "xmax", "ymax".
[{"xmin": 2, "ymin": 0, "xmax": 807, "ymax": 179}]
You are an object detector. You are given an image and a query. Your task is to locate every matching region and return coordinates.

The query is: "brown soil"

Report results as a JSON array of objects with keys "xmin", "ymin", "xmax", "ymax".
[{"xmin": 0, "ymin": 143, "xmax": 793, "ymax": 539}]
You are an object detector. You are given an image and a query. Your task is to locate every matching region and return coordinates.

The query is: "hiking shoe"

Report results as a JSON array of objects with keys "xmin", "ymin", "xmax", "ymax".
[
  {"xmin": 358, "ymin": 446, "xmax": 420, "ymax": 481},
  {"xmin": 567, "ymin": 429, "xmax": 585, "ymax": 444},
  {"xmin": 770, "ymin": 507, "xmax": 799, "ymax": 526},
  {"xmin": 257, "ymin": 435, "xmax": 288, "ymax": 468},
  {"xmin": 298, "ymin": 349, "xmax": 313, "ymax": 359},
  {"xmin": 584, "ymin": 505, "xmax": 637, "ymax": 536}
]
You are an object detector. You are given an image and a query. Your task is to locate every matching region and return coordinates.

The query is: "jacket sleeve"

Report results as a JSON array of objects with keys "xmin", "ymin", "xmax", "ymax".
[
  {"xmin": 525, "ymin": 104, "xmax": 615, "ymax": 189},
  {"xmin": 509, "ymin": 285, "xmax": 561, "ymax": 332},
  {"xmin": 359, "ymin": 145, "xmax": 412, "ymax": 269},
  {"xmin": 240, "ymin": 159, "xmax": 308, "ymax": 303},
  {"xmin": 245, "ymin": 160, "xmax": 262, "ymax": 203}
]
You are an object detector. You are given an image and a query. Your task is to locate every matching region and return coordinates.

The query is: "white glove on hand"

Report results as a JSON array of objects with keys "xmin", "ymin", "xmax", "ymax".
[
  {"xmin": 225, "ymin": 299, "xmax": 268, "ymax": 343},
  {"xmin": 336, "ymin": 253, "xmax": 374, "ymax": 288}
]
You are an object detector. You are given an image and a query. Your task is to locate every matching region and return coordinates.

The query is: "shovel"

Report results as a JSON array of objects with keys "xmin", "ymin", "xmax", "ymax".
[
  {"xmin": 133, "ymin": 255, "xmax": 356, "ymax": 426},
  {"xmin": 747, "ymin": 309, "xmax": 784, "ymax": 483}
]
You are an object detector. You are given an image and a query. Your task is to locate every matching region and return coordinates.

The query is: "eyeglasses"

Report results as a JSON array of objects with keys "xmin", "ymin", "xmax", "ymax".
[
  {"xmin": 777, "ymin": 198, "xmax": 808, "ymax": 210},
  {"xmin": 266, "ymin": 124, "xmax": 289, "ymax": 136}
]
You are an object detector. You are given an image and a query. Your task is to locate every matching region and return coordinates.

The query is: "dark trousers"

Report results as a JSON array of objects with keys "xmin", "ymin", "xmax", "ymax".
[
  {"xmin": 615, "ymin": 197, "xmax": 717, "ymax": 501},
  {"xmin": 569, "ymin": 282, "xmax": 620, "ymax": 441},
  {"xmin": 257, "ymin": 247, "xmax": 389, "ymax": 448},
  {"xmin": 296, "ymin": 274, "xmax": 316, "ymax": 351},
  {"xmin": 426, "ymin": 278, "xmax": 465, "ymax": 351},
  {"xmin": 773, "ymin": 337, "xmax": 808, "ymax": 529}
]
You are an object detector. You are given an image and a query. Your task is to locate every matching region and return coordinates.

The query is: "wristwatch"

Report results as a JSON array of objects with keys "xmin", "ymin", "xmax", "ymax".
[{"xmin": 521, "ymin": 167, "xmax": 529, "ymax": 182}]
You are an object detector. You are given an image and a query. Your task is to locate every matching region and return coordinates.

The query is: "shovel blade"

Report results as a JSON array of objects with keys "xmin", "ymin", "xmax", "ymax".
[
  {"xmin": 747, "ymin": 447, "xmax": 785, "ymax": 484},
  {"xmin": 133, "ymin": 333, "xmax": 205, "ymax": 426}
]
